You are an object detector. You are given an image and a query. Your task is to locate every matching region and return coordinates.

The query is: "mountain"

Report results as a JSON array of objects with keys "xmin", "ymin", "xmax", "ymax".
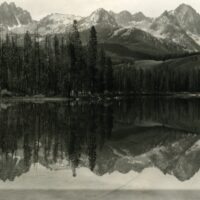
[
  {"xmin": 174, "ymin": 4, "xmax": 200, "ymax": 35},
  {"xmin": 106, "ymin": 27, "xmax": 185, "ymax": 59},
  {"xmin": 10, "ymin": 13, "xmax": 82, "ymax": 35},
  {"xmin": 79, "ymin": 8, "xmax": 118, "ymax": 30},
  {"xmin": 0, "ymin": 2, "xmax": 32, "ymax": 29},
  {"xmin": 111, "ymin": 11, "xmax": 152, "ymax": 27},
  {"xmin": 110, "ymin": 4, "xmax": 200, "ymax": 51},
  {"xmin": 149, "ymin": 11, "xmax": 200, "ymax": 51},
  {"xmin": 2, "ymin": 2, "xmax": 200, "ymax": 55},
  {"xmin": 132, "ymin": 12, "xmax": 152, "ymax": 22},
  {"xmin": 77, "ymin": 8, "xmax": 186, "ymax": 59},
  {"xmin": 78, "ymin": 8, "xmax": 119, "ymax": 43},
  {"xmin": 37, "ymin": 13, "xmax": 82, "ymax": 35},
  {"xmin": 144, "ymin": 4, "xmax": 200, "ymax": 50},
  {"xmin": 112, "ymin": 10, "xmax": 133, "ymax": 26},
  {"xmin": 109, "ymin": 5, "xmax": 200, "ymax": 51}
]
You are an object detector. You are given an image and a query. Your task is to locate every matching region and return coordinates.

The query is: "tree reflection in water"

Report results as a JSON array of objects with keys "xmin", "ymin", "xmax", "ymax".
[{"xmin": 0, "ymin": 97, "xmax": 200, "ymax": 181}]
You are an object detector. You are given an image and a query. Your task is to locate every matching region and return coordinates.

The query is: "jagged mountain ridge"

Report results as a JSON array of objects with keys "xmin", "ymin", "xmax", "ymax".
[
  {"xmin": 174, "ymin": 4, "xmax": 200, "ymax": 35},
  {"xmin": 0, "ymin": 2, "xmax": 32, "ymax": 28},
  {"xmin": 80, "ymin": 8, "xmax": 118, "ymax": 27},
  {"xmin": 37, "ymin": 13, "xmax": 82, "ymax": 35},
  {"xmin": 2, "ymin": 2, "xmax": 200, "ymax": 53},
  {"xmin": 149, "ymin": 10, "xmax": 200, "ymax": 51},
  {"xmin": 109, "ymin": 10, "xmax": 152, "ymax": 27}
]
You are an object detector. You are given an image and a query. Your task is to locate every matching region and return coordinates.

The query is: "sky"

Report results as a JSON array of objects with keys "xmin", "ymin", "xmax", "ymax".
[{"xmin": 1, "ymin": 0, "xmax": 200, "ymax": 20}]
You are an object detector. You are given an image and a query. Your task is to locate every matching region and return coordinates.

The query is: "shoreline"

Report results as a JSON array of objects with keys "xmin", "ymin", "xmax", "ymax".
[{"xmin": 0, "ymin": 92, "xmax": 200, "ymax": 102}]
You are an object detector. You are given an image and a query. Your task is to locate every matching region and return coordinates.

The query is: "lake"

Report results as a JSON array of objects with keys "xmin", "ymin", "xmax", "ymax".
[{"xmin": 0, "ymin": 97, "xmax": 200, "ymax": 199}]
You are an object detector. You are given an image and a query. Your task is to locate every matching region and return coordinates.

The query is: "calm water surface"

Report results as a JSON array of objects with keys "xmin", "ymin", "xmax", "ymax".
[{"xmin": 0, "ymin": 97, "xmax": 200, "ymax": 197}]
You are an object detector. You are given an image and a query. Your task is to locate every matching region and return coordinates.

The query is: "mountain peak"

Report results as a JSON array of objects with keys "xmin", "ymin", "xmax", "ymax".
[
  {"xmin": 176, "ymin": 3, "xmax": 195, "ymax": 11},
  {"xmin": 9, "ymin": 2, "xmax": 16, "ymax": 8},
  {"xmin": 133, "ymin": 12, "xmax": 145, "ymax": 17},
  {"xmin": 1, "ymin": 1, "xmax": 8, "ymax": 6},
  {"xmin": 90, "ymin": 8, "xmax": 111, "ymax": 18},
  {"xmin": 1, "ymin": 1, "xmax": 9, "ymax": 9},
  {"xmin": 94, "ymin": 8, "xmax": 108, "ymax": 14},
  {"xmin": 162, "ymin": 10, "xmax": 170, "ymax": 17},
  {"xmin": 113, "ymin": 10, "xmax": 133, "ymax": 26},
  {"xmin": 85, "ymin": 8, "xmax": 118, "ymax": 26},
  {"xmin": 119, "ymin": 10, "xmax": 132, "ymax": 15},
  {"xmin": 132, "ymin": 12, "xmax": 150, "ymax": 22},
  {"xmin": 0, "ymin": 1, "xmax": 32, "ymax": 27},
  {"xmin": 176, "ymin": 3, "xmax": 198, "ymax": 15},
  {"xmin": 172, "ymin": 3, "xmax": 200, "ymax": 35},
  {"xmin": 1, "ymin": 1, "xmax": 16, "ymax": 8}
]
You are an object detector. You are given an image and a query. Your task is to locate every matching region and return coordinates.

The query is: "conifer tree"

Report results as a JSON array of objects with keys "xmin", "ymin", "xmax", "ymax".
[
  {"xmin": 32, "ymin": 33, "xmax": 41, "ymax": 94},
  {"xmin": 105, "ymin": 57, "xmax": 113, "ymax": 92},
  {"xmin": 97, "ymin": 48, "xmax": 106, "ymax": 93},
  {"xmin": 1, "ymin": 34, "xmax": 10, "ymax": 90},
  {"xmin": 68, "ymin": 20, "xmax": 84, "ymax": 95},
  {"xmin": 53, "ymin": 35, "xmax": 60, "ymax": 95},
  {"xmin": 24, "ymin": 31, "xmax": 32, "ymax": 93},
  {"xmin": 88, "ymin": 26, "xmax": 98, "ymax": 94}
]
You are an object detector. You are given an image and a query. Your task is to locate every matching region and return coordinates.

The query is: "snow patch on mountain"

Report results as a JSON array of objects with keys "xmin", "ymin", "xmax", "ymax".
[
  {"xmin": 8, "ymin": 16, "xmax": 22, "ymax": 30},
  {"xmin": 0, "ymin": 2, "xmax": 32, "ymax": 27},
  {"xmin": 44, "ymin": 13, "xmax": 82, "ymax": 25},
  {"xmin": 38, "ymin": 13, "xmax": 82, "ymax": 34},
  {"xmin": 187, "ymin": 31, "xmax": 200, "ymax": 46},
  {"xmin": 79, "ymin": 8, "xmax": 118, "ymax": 30}
]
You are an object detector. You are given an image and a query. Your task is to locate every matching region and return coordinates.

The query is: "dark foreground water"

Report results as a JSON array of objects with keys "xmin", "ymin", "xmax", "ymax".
[{"xmin": 1, "ymin": 97, "xmax": 200, "ymax": 198}]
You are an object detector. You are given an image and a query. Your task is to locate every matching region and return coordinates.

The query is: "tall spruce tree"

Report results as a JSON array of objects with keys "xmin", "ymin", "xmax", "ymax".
[
  {"xmin": 1, "ymin": 34, "xmax": 10, "ymax": 90},
  {"xmin": 88, "ymin": 26, "xmax": 98, "ymax": 94},
  {"xmin": 97, "ymin": 48, "xmax": 106, "ymax": 93},
  {"xmin": 53, "ymin": 35, "xmax": 60, "ymax": 95},
  {"xmin": 68, "ymin": 20, "xmax": 84, "ymax": 95},
  {"xmin": 67, "ymin": 41, "xmax": 76, "ymax": 96},
  {"xmin": 24, "ymin": 31, "xmax": 32, "ymax": 94},
  {"xmin": 32, "ymin": 32, "xmax": 41, "ymax": 94},
  {"xmin": 105, "ymin": 57, "xmax": 113, "ymax": 92}
]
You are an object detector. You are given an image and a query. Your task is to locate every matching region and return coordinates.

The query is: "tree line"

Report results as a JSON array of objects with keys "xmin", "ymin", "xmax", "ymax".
[
  {"xmin": 0, "ymin": 20, "xmax": 113, "ymax": 97},
  {"xmin": 1, "ymin": 19, "xmax": 200, "ymax": 97},
  {"xmin": 114, "ymin": 58, "xmax": 200, "ymax": 94}
]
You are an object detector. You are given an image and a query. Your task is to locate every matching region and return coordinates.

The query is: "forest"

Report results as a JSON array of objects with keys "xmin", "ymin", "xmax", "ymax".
[
  {"xmin": 0, "ymin": 20, "xmax": 113, "ymax": 97},
  {"xmin": 0, "ymin": 20, "xmax": 200, "ymax": 97}
]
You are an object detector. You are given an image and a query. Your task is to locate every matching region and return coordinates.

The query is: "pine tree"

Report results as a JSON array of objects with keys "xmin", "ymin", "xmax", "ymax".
[
  {"xmin": 105, "ymin": 57, "xmax": 113, "ymax": 92},
  {"xmin": 97, "ymin": 48, "xmax": 106, "ymax": 93},
  {"xmin": 1, "ymin": 34, "xmax": 10, "ymax": 90},
  {"xmin": 68, "ymin": 20, "xmax": 84, "ymax": 95},
  {"xmin": 23, "ymin": 31, "xmax": 32, "ymax": 93},
  {"xmin": 67, "ymin": 42, "xmax": 76, "ymax": 96},
  {"xmin": 53, "ymin": 35, "xmax": 60, "ymax": 95},
  {"xmin": 32, "ymin": 33, "xmax": 41, "ymax": 94},
  {"xmin": 45, "ymin": 36, "xmax": 54, "ymax": 95},
  {"xmin": 88, "ymin": 26, "xmax": 98, "ymax": 94}
]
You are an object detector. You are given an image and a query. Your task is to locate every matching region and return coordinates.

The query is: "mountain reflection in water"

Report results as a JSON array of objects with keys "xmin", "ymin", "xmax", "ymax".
[{"xmin": 0, "ymin": 97, "xmax": 200, "ymax": 185}]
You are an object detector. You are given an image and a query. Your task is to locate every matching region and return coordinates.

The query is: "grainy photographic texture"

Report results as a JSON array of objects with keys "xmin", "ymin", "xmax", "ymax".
[{"xmin": 0, "ymin": 0, "xmax": 200, "ymax": 199}]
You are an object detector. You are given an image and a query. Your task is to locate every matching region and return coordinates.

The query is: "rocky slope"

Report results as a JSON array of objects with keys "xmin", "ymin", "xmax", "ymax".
[
  {"xmin": 1, "ymin": 2, "xmax": 200, "ymax": 55},
  {"xmin": 0, "ymin": 2, "xmax": 32, "ymax": 29}
]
